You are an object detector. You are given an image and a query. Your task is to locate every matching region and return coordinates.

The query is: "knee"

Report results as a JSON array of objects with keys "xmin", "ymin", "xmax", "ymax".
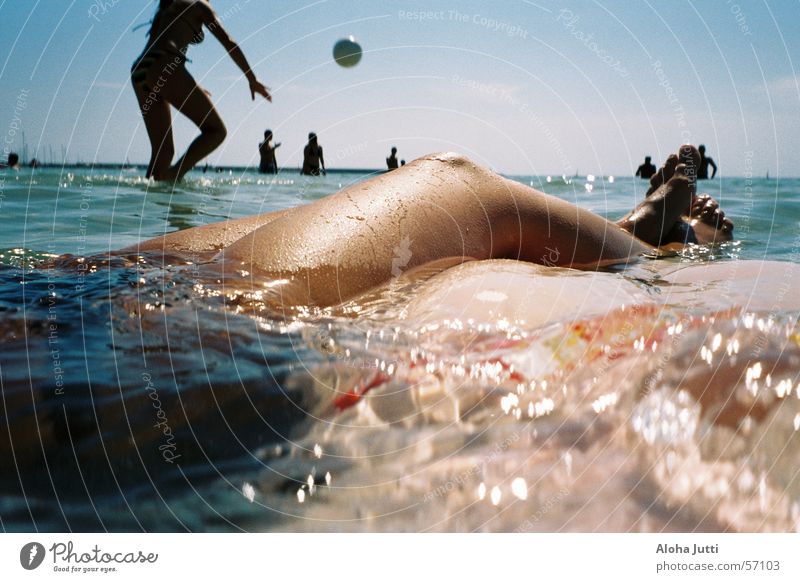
[
  {"xmin": 419, "ymin": 152, "xmax": 487, "ymax": 176},
  {"xmin": 425, "ymin": 152, "xmax": 472, "ymax": 167},
  {"xmin": 204, "ymin": 121, "xmax": 227, "ymax": 145}
]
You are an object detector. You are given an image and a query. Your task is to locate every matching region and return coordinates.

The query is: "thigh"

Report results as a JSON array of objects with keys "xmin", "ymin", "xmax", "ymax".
[
  {"xmin": 132, "ymin": 79, "xmax": 173, "ymax": 174},
  {"xmin": 161, "ymin": 66, "xmax": 224, "ymax": 131}
]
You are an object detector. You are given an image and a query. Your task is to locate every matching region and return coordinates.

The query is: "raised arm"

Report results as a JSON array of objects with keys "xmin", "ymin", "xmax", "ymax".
[{"xmin": 200, "ymin": 2, "xmax": 271, "ymax": 101}]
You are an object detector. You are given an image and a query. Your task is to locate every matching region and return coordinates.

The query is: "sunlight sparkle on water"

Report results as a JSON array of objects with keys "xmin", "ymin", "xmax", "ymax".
[
  {"xmin": 511, "ymin": 478, "xmax": 528, "ymax": 500},
  {"xmin": 490, "ymin": 486, "xmax": 502, "ymax": 506},
  {"xmin": 242, "ymin": 483, "xmax": 255, "ymax": 503}
]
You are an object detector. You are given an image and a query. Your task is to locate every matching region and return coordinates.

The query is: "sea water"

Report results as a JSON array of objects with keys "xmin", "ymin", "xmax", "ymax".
[{"xmin": 1, "ymin": 166, "xmax": 799, "ymax": 531}]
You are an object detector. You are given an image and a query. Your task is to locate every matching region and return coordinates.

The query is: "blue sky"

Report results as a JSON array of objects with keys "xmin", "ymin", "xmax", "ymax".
[{"xmin": 1, "ymin": 0, "xmax": 798, "ymax": 176}]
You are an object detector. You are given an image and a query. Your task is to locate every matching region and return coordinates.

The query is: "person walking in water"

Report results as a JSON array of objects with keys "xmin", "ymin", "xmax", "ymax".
[
  {"xmin": 302, "ymin": 132, "xmax": 326, "ymax": 176},
  {"xmin": 258, "ymin": 129, "xmax": 280, "ymax": 174},
  {"xmin": 635, "ymin": 156, "xmax": 656, "ymax": 179},
  {"xmin": 386, "ymin": 147, "xmax": 399, "ymax": 170},
  {"xmin": 131, "ymin": 0, "xmax": 271, "ymax": 182},
  {"xmin": 698, "ymin": 145, "xmax": 718, "ymax": 179}
]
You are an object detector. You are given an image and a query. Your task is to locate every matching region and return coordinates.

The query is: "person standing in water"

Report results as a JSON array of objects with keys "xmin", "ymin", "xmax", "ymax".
[
  {"xmin": 258, "ymin": 129, "xmax": 280, "ymax": 174},
  {"xmin": 302, "ymin": 132, "xmax": 326, "ymax": 176},
  {"xmin": 635, "ymin": 156, "xmax": 656, "ymax": 179},
  {"xmin": 131, "ymin": 0, "xmax": 271, "ymax": 182},
  {"xmin": 697, "ymin": 145, "xmax": 718, "ymax": 179},
  {"xmin": 1, "ymin": 153, "xmax": 20, "ymax": 169},
  {"xmin": 386, "ymin": 147, "xmax": 399, "ymax": 170}
]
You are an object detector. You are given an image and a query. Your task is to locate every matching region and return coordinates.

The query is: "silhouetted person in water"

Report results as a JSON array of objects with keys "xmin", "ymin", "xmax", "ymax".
[
  {"xmin": 302, "ymin": 132, "xmax": 325, "ymax": 176},
  {"xmin": 636, "ymin": 156, "xmax": 656, "ymax": 179},
  {"xmin": 259, "ymin": 129, "xmax": 280, "ymax": 174},
  {"xmin": 386, "ymin": 147, "xmax": 399, "ymax": 170},
  {"xmin": 3, "ymin": 153, "xmax": 20, "ymax": 169},
  {"xmin": 401, "ymin": 160, "xmax": 406, "ymax": 166},
  {"xmin": 698, "ymin": 145, "xmax": 717, "ymax": 179}
]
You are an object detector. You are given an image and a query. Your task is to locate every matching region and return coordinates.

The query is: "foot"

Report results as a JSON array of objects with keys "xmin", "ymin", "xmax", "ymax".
[
  {"xmin": 618, "ymin": 162, "xmax": 695, "ymax": 246},
  {"xmin": 645, "ymin": 145, "xmax": 700, "ymax": 197},
  {"xmin": 645, "ymin": 154, "xmax": 679, "ymax": 197},
  {"xmin": 154, "ymin": 164, "xmax": 183, "ymax": 184},
  {"xmin": 687, "ymin": 193, "xmax": 734, "ymax": 244}
]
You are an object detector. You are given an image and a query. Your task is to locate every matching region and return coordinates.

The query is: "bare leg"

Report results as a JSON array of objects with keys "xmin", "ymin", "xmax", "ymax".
[
  {"xmin": 132, "ymin": 80, "xmax": 175, "ymax": 180},
  {"xmin": 160, "ymin": 67, "xmax": 227, "ymax": 182},
  {"xmin": 217, "ymin": 153, "xmax": 650, "ymax": 306},
  {"xmin": 119, "ymin": 207, "xmax": 291, "ymax": 255}
]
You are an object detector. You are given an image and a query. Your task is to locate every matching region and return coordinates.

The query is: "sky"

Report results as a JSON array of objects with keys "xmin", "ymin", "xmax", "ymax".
[{"xmin": 1, "ymin": 0, "xmax": 798, "ymax": 176}]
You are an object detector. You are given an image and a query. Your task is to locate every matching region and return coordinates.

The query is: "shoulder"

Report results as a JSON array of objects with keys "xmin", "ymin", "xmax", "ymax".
[{"xmin": 191, "ymin": 0, "xmax": 215, "ymax": 20}]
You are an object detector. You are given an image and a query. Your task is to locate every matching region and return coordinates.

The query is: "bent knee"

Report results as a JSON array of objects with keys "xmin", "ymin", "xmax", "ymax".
[{"xmin": 203, "ymin": 121, "xmax": 227, "ymax": 144}]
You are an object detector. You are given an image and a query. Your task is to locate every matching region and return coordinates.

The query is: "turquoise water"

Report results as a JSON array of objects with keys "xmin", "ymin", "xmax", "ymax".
[{"xmin": 1, "ymin": 166, "xmax": 799, "ymax": 532}]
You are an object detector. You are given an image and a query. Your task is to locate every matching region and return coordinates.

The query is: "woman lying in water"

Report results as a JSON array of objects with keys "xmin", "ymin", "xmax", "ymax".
[
  {"xmin": 123, "ymin": 145, "xmax": 733, "ymax": 307},
  {"xmin": 131, "ymin": 0, "xmax": 271, "ymax": 182}
]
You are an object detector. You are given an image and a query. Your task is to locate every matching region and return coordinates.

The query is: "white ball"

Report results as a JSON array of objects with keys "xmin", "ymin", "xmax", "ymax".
[{"xmin": 333, "ymin": 36, "xmax": 362, "ymax": 68}]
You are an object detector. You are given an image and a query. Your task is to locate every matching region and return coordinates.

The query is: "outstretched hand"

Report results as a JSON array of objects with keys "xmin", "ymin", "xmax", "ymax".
[{"xmin": 249, "ymin": 78, "xmax": 272, "ymax": 102}]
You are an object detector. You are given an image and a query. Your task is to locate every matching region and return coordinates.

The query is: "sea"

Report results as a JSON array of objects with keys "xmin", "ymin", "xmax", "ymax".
[{"xmin": 1, "ymin": 166, "xmax": 799, "ymax": 532}]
